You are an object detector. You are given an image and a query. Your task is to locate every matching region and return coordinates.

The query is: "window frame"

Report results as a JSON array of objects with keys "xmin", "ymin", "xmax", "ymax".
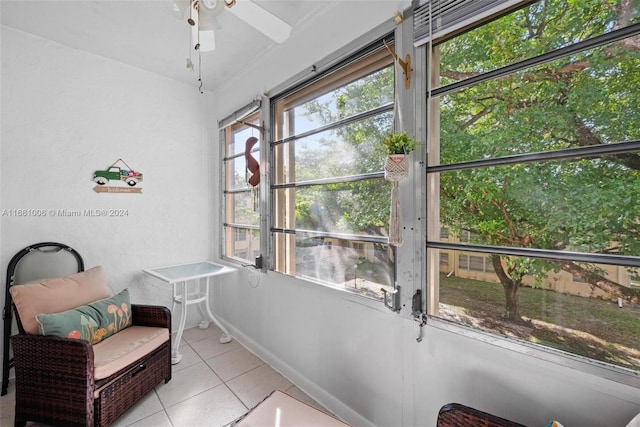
[
  {"xmin": 422, "ymin": 2, "xmax": 640, "ymax": 387},
  {"xmin": 268, "ymin": 39, "xmax": 397, "ymax": 299},
  {"xmin": 220, "ymin": 106, "xmax": 263, "ymax": 265},
  {"xmin": 261, "ymin": 12, "xmax": 424, "ymax": 307},
  {"xmin": 219, "ymin": 17, "xmax": 413, "ymax": 310}
]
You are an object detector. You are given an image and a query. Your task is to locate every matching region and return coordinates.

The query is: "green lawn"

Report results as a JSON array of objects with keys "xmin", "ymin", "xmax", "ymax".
[{"xmin": 439, "ymin": 274, "xmax": 640, "ymax": 371}]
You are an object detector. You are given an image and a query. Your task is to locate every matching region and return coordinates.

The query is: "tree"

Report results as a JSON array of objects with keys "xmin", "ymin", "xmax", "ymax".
[
  {"xmin": 279, "ymin": 65, "xmax": 397, "ymax": 287},
  {"xmin": 295, "ymin": 66, "xmax": 395, "ymax": 236},
  {"xmin": 438, "ymin": 0, "xmax": 640, "ymax": 321}
]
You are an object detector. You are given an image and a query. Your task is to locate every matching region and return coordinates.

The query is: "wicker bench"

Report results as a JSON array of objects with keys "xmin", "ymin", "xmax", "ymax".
[
  {"xmin": 437, "ymin": 403, "xmax": 526, "ymax": 427},
  {"xmin": 9, "ymin": 266, "xmax": 171, "ymax": 427}
]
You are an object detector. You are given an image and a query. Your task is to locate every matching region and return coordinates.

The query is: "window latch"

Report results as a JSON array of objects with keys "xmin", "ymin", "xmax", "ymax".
[{"xmin": 381, "ymin": 286, "xmax": 401, "ymax": 312}]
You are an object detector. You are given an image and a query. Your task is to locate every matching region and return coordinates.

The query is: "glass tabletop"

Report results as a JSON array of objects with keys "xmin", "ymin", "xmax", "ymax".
[{"xmin": 143, "ymin": 261, "xmax": 235, "ymax": 283}]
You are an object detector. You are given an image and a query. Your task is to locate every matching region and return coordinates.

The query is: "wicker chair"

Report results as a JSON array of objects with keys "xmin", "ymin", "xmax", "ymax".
[
  {"xmin": 437, "ymin": 403, "xmax": 527, "ymax": 427},
  {"xmin": 8, "ymin": 264, "xmax": 172, "ymax": 427},
  {"xmin": 2, "ymin": 242, "xmax": 85, "ymax": 396}
]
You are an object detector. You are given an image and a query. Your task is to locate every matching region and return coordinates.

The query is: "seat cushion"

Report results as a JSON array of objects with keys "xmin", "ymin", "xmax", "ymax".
[
  {"xmin": 10, "ymin": 266, "xmax": 111, "ymax": 334},
  {"xmin": 92, "ymin": 325, "xmax": 169, "ymax": 380},
  {"xmin": 35, "ymin": 289, "xmax": 132, "ymax": 344}
]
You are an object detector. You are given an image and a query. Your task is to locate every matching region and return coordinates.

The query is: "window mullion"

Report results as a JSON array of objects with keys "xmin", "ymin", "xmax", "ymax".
[
  {"xmin": 432, "ymin": 23, "xmax": 640, "ymax": 98},
  {"xmin": 272, "ymin": 102, "xmax": 393, "ymax": 146},
  {"xmin": 259, "ymin": 95, "xmax": 271, "ymax": 271}
]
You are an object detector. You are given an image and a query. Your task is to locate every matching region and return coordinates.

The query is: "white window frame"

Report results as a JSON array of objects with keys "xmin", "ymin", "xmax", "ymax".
[
  {"xmin": 260, "ymin": 16, "xmax": 419, "ymax": 310},
  {"xmin": 220, "ymin": 104, "xmax": 263, "ymax": 265},
  {"xmin": 420, "ymin": 1, "xmax": 640, "ymax": 388}
]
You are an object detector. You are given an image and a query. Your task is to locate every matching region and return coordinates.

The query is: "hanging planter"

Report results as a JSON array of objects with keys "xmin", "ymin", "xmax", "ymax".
[
  {"xmin": 380, "ymin": 131, "xmax": 418, "ymax": 247},
  {"xmin": 385, "ymin": 154, "xmax": 409, "ymax": 181},
  {"xmin": 382, "ymin": 131, "xmax": 417, "ymax": 181}
]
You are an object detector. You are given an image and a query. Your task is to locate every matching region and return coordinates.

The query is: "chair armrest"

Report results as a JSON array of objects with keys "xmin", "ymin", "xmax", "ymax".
[
  {"xmin": 131, "ymin": 304, "xmax": 171, "ymax": 329},
  {"xmin": 11, "ymin": 334, "xmax": 94, "ymax": 390},
  {"xmin": 437, "ymin": 403, "xmax": 526, "ymax": 427}
]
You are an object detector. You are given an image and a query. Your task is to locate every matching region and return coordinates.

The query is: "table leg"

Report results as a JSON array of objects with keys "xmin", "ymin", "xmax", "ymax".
[
  {"xmin": 196, "ymin": 279, "xmax": 210, "ymax": 329},
  {"xmin": 172, "ymin": 280, "xmax": 188, "ymax": 364},
  {"xmin": 204, "ymin": 276, "xmax": 232, "ymax": 344},
  {"xmin": 171, "ymin": 281, "xmax": 177, "ymax": 318}
]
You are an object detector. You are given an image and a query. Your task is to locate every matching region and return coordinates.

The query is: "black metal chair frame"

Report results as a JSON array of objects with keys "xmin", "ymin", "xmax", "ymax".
[{"xmin": 1, "ymin": 242, "xmax": 84, "ymax": 396}]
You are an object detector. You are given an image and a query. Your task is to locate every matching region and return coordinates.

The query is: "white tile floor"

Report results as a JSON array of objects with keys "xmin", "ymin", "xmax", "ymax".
[{"xmin": 0, "ymin": 325, "xmax": 329, "ymax": 427}]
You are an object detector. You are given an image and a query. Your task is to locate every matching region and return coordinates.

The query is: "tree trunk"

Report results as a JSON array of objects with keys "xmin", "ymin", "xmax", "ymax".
[{"xmin": 491, "ymin": 255, "xmax": 522, "ymax": 321}]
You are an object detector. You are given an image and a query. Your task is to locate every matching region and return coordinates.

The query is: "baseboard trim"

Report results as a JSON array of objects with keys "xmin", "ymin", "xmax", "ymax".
[{"xmin": 221, "ymin": 320, "xmax": 376, "ymax": 427}]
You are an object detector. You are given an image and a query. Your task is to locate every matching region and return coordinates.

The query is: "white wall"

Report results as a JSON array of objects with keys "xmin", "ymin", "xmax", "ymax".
[
  {"xmin": 0, "ymin": 27, "xmax": 211, "ymax": 325},
  {"xmin": 207, "ymin": 2, "xmax": 640, "ymax": 427},
  {"xmin": 217, "ymin": 269, "xmax": 640, "ymax": 426}
]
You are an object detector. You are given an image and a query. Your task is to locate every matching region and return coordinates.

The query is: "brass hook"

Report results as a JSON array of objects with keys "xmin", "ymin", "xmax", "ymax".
[
  {"xmin": 384, "ymin": 40, "xmax": 411, "ymax": 89},
  {"xmin": 238, "ymin": 120, "xmax": 265, "ymax": 135}
]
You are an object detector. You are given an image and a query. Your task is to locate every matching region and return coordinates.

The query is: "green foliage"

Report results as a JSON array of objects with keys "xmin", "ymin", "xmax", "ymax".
[
  {"xmin": 295, "ymin": 65, "xmax": 395, "ymax": 236},
  {"xmin": 437, "ymin": 0, "xmax": 640, "ymax": 316},
  {"xmin": 381, "ymin": 131, "xmax": 418, "ymax": 155},
  {"xmin": 290, "ymin": 0, "xmax": 640, "ymax": 314}
]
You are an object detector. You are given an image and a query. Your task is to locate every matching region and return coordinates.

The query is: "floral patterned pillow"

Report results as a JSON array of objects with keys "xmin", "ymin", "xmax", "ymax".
[{"xmin": 35, "ymin": 289, "xmax": 132, "ymax": 344}]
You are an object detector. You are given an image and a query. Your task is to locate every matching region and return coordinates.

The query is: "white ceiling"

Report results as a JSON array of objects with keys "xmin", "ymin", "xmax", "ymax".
[{"xmin": 1, "ymin": 0, "xmax": 336, "ymax": 92}]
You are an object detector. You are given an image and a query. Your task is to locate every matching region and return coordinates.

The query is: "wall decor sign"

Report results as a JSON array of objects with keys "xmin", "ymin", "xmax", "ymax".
[{"xmin": 92, "ymin": 159, "xmax": 143, "ymax": 194}]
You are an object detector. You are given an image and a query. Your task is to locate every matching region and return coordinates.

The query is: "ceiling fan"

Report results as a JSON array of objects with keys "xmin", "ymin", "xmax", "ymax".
[{"xmin": 176, "ymin": 0, "xmax": 292, "ymax": 52}]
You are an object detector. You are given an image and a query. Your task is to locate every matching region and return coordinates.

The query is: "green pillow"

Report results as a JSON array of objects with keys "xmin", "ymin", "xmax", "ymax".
[{"xmin": 36, "ymin": 289, "xmax": 132, "ymax": 344}]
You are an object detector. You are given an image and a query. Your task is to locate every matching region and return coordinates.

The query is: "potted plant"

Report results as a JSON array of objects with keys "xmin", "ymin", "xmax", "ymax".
[
  {"xmin": 382, "ymin": 131, "xmax": 417, "ymax": 181},
  {"xmin": 382, "ymin": 131, "xmax": 418, "ymax": 157}
]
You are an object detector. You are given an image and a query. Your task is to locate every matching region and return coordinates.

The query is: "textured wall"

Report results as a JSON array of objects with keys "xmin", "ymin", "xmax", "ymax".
[{"xmin": 1, "ymin": 27, "xmax": 210, "ymax": 328}]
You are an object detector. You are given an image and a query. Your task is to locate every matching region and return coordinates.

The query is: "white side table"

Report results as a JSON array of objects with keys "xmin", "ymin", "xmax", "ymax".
[{"xmin": 143, "ymin": 261, "xmax": 236, "ymax": 364}]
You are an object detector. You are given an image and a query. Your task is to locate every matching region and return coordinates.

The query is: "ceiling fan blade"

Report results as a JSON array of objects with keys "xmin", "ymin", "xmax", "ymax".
[{"xmin": 227, "ymin": 0, "xmax": 291, "ymax": 43}]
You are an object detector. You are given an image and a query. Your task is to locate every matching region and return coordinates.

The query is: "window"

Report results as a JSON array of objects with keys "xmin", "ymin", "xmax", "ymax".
[
  {"xmin": 440, "ymin": 252, "xmax": 449, "ymax": 266},
  {"xmin": 457, "ymin": 253, "xmax": 468, "ymax": 271},
  {"xmin": 572, "ymin": 275, "xmax": 586, "ymax": 284},
  {"xmin": 469, "ymin": 255, "xmax": 489, "ymax": 272},
  {"xmin": 223, "ymin": 112, "xmax": 261, "ymax": 263},
  {"xmin": 425, "ymin": 0, "xmax": 640, "ymax": 373},
  {"xmin": 352, "ymin": 242, "xmax": 365, "ymax": 256},
  {"xmin": 235, "ymin": 229, "xmax": 247, "ymax": 241},
  {"xmin": 270, "ymin": 42, "xmax": 396, "ymax": 301}
]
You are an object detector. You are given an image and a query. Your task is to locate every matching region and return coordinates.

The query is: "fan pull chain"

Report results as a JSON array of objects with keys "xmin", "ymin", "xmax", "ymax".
[{"xmin": 198, "ymin": 51, "xmax": 203, "ymax": 94}]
